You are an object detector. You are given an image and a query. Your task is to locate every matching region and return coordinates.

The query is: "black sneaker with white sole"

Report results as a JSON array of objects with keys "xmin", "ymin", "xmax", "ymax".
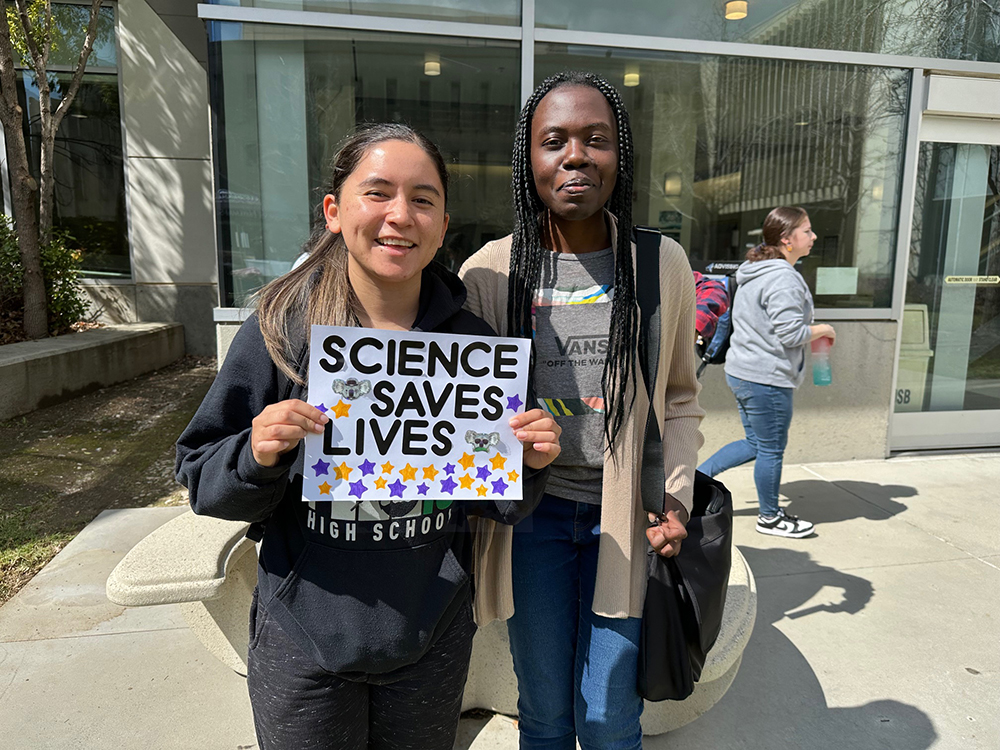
[{"xmin": 756, "ymin": 509, "xmax": 815, "ymax": 538}]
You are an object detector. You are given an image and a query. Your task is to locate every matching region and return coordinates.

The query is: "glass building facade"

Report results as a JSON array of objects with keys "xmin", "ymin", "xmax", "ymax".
[
  {"xmin": 203, "ymin": 0, "xmax": 1000, "ymax": 451},
  {"xmin": 205, "ymin": 0, "xmax": 1000, "ymax": 309},
  {"xmin": 12, "ymin": 5, "xmax": 129, "ymax": 278}
]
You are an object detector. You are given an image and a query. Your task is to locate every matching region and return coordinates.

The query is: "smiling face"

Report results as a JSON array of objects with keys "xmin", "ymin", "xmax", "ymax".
[
  {"xmin": 782, "ymin": 216, "xmax": 816, "ymax": 263},
  {"xmin": 530, "ymin": 85, "xmax": 619, "ymax": 226},
  {"xmin": 323, "ymin": 139, "xmax": 449, "ymax": 290}
]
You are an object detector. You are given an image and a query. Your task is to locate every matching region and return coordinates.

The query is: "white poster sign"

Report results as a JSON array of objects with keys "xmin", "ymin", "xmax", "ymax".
[
  {"xmin": 302, "ymin": 326, "xmax": 531, "ymax": 503},
  {"xmin": 816, "ymin": 266, "xmax": 860, "ymax": 296}
]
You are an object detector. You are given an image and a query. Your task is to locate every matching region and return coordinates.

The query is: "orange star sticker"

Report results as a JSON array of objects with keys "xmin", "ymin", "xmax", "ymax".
[
  {"xmin": 334, "ymin": 462, "xmax": 352, "ymax": 481},
  {"xmin": 318, "ymin": 481, "xmax": 332, "ymax": 495},
  {"xmin": 380, "ymin": 461, "xmax": 395, "ymax": 475},
  {"xmin": 507, "ymin": 470, "xmax": 520, "ymax": 483},
  {"xmin": 458, "ymin": 452, "xmax": 476, "ymax": 471},
  {"xmin": 489, "ymin": 453, "xmax": 507, "ymax": 471},
  {"xmin": 374, "ymin": 476, "xmax": 387, "ymax": 490},
  {"xmin": 476, "ymin": 484, "xmax": 488, "ymax": 497},
  {"xmin": 422, "ymin": 465, "xmax": 439, "ymax": 481},
  {"xmin": 458, "ymin": 474, "xmax": 474, "ymax": 490},
  {"xmin": 400, "ymin": 463, "xmax": 417, "ymax": 482},
  {"xmin": 331, "ymin": 400, "xmax": 351, "ymax": 418}
]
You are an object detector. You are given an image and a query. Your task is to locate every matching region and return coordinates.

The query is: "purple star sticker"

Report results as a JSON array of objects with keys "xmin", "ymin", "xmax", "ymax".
[
  {"xmin": 416, "ymin": 483, "xmax": 430, "ymax": 496},
  {"xmin": 476, "ymin": 465, "xmax": 491, "ymax": 481},
  {"xmin": 506, "ymin": 394, "xmax": 523, "ymax": 412},
  {"xmin": 439, "ymin": 476, "xmax": 458, "ymax": 495},
  {"xmin": 315, "ymin": 403, "xmax": 328, "ymax": 413},
  {"xmin": 311, "ymin": 459, "xmax": 330, "ymax": 476},
  {"xmin": 443, "ymin": 463, "xmax": 457, "ymax": 476},
  {"xmin": 349, "ymin": 479, "xmax": 368, "ymax": 499},
  {"xmin": 387, "ymin": 479, "xmax": 407, "ymax": 498},
  {"xmin": 359, "ymin": 459, "xmax": 376, "ymax": 476},
  {"xmin": 491, "ymin": 477, "xmax": 509, "ymax": 496}
]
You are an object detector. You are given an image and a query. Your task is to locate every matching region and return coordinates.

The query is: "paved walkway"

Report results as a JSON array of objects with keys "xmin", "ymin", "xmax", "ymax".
[{"xmin": 0, "ymin": 452, "xmax": 997, "ymax": 749}]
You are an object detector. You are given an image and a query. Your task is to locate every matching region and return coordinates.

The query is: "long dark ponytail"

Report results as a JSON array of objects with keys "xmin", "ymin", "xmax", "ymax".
[{"xmin": 508, "ymin": 71, "xmax": 638, "ymax": 454}]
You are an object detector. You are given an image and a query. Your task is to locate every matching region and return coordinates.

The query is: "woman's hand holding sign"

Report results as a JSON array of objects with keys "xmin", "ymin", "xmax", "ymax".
[
  {"xmin": 511, "ymin": 409, "xmax": 562, "ymax": 470},
  {"xmin": 252, "ymin": 400, "xmax": 330, "ymax": 468}
]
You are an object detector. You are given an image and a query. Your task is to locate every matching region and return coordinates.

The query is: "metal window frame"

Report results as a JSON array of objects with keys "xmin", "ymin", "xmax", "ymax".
[
  {"xmin": 200, "ymin": 3, "xmax": 1000, "ymax": 318},
  {"xmin": 197, "ymin": 4, "xmax": 1000, "ymax": 77}
]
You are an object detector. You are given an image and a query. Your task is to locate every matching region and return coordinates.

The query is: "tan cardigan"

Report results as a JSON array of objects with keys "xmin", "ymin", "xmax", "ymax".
[{"xmin": 459, "ymin": 220, "xmax": 705, "ymax": 624}]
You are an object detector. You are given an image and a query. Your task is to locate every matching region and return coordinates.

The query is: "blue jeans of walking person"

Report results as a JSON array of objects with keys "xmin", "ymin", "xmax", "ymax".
[
  {"xmin": 698, "ymin": 374, "xmax": 794, "ymax": 517},
  {"xmin": 506, "ymin": 494, "xmax": 643, "ymax": 750}
]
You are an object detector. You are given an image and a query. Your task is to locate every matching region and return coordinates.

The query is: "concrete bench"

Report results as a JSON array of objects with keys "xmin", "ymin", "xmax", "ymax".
[{"xmin": 106, "ymin": 511, "xmax": 756, "ymax": 735}]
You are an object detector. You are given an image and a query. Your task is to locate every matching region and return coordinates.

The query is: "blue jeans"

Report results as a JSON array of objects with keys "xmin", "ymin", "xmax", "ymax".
[
  {"xmin": 698, "ymin": 374, "xmax": 794, "ymax": 517},
  {"xmin": 507, "ymin": 494, "xmax": 643, "ymax": 750}
]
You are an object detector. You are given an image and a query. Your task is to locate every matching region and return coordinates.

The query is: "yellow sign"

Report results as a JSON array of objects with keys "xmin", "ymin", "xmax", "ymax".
[{"xmin": 944, "ymin": 275, "xmax": 1000, "ymax": 285}]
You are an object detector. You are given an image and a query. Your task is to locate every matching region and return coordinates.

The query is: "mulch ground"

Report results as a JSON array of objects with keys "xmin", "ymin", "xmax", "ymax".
[{"xmin": 0, "ymin": 356, "xmax": 216, "ymax": 603}]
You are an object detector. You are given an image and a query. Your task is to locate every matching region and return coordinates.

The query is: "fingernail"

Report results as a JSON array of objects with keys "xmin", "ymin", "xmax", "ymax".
[
  {"xmin": 516, "ymin": 431, "xmax": 527, "ymax": 439},
  {"xmin": 314, "ymin": 423, "xmax": 324, "ymax": 432}
]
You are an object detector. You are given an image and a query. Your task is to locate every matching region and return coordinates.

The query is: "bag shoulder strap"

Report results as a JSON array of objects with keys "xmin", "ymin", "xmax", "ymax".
[{"xmin": 633, "ymin": 226, "xmax": 666, "ymax": 516}]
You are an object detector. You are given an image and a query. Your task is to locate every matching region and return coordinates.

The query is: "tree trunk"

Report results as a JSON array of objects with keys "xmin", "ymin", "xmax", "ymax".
[
  {"xmin": 4, "ymin": 113, "xmax": 47, "ymax": 338},
  {"xmin": 0, "ymin": 14, "xmax": 47, "ymax": 338}
]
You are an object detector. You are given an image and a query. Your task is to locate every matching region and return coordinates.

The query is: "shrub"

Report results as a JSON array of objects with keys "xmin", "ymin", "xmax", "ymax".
[{"xmin": 0, "ymin": 216, "xmax": 87, "ymax": 340}]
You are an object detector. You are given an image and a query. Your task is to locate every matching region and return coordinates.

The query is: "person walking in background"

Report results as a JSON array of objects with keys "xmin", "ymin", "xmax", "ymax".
[
  {"xmin": 460, "ymin": 71, "xmax": 704, "ymax": 750},
  {"xmin": 698, "ymin": 206, "xmax": 835, "ymax": 539},
  {"xmin": 175, "ymin": 124, "xmax": 561, "ymax": 750}
]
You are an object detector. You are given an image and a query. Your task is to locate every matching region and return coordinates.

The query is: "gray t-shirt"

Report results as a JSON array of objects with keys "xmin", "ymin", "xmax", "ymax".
[{"xmin": 533, "ymin": 247, "xmax": 614, "ymax": 505}]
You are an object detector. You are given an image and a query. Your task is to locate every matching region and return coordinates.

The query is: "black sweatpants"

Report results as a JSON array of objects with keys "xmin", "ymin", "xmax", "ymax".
[{"xmin": 246, "ymin": 596, "xmax": 477, "ymax": 750}]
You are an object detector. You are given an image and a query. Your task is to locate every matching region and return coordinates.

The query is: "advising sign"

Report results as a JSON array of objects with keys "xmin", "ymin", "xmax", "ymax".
[{"xmin": 302, "ymin": 326, "xmax": 531, "ymax": 503}]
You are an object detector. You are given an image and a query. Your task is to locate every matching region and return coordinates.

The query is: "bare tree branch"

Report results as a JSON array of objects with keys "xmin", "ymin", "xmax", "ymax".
[{"xmin": 51, "ymin": 0, "xmax": 102, "ymax": 130}]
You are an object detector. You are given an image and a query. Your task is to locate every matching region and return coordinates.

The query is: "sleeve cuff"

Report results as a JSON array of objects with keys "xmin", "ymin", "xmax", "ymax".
[{"xmin": 236, "ymin": 436, "xmax": 295, "ymax": 485}]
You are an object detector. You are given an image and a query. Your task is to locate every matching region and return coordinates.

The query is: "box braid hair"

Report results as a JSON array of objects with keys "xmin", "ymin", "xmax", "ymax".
[{"xmin": 507, "ymin": 71, "xmax": 638, "ymax": 454}]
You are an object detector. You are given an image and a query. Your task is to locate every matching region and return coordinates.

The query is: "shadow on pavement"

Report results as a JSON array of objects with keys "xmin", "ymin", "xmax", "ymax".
[
  {"xmin": 731, "ymin": 479, "xmax": 917, "ymax": 524},
  {"xmin": 660, "ymin": 546, "xmax": 937, "ymax": 750}
]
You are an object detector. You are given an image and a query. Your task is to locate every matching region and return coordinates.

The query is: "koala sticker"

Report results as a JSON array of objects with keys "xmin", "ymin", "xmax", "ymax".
[
  {"xmin": 466, "ymin": 430, "xmax": 500, "ymax": 453},
  {"xmin": 332, "ymin": 378, "xmax": 372, "ymax": 400}
]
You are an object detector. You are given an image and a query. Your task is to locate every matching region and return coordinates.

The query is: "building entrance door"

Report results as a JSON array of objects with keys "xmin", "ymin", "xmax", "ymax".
[{"xmin": 891, "ymin": 118, "xmax": 1000, "ymax": 450}]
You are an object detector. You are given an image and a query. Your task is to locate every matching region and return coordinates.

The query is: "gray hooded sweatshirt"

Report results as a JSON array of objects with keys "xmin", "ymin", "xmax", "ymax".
[{"xmin": 724, "ymin": 259, "xmax": 814, "ymax": 389}]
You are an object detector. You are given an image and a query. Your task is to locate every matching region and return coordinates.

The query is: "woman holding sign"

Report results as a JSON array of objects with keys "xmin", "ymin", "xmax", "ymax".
[
  {"xmin": 176, "ymin": 123, "xmax": 560, "ymax": 750},
  {"xmin": 460, "ymin": 72, "xmax": 704, "ymax": 749}
]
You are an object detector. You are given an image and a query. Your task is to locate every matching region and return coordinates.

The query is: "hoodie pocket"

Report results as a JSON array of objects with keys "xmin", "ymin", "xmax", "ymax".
[{"xmin": 273, "ymin": 536, "xmax": 470, "ymax": 674}]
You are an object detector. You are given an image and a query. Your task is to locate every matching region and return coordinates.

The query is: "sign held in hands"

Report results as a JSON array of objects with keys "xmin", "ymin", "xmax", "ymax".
[{"xmin": 303, "ymin": 326, "xmax": 531, "ymax": 503}]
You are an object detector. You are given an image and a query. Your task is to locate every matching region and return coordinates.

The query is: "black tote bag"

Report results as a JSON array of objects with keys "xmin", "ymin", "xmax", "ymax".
[{"xmin": 637, "ymin": 472, "xmax": 733, "ymax": 701}]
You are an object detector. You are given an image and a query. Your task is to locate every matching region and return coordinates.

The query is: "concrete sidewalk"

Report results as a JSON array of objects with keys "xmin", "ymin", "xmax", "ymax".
[{"xmin": 0, "ymin": 452, "xmax": 997, "ymax": 749}]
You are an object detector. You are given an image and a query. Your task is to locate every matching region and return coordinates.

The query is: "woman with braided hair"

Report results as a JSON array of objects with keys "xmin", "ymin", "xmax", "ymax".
[{"xmin": 460, "ymin": 72, "xmax": 704, "ymax": 749}]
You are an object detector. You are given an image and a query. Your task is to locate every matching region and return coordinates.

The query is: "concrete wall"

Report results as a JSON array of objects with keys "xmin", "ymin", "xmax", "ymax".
[
  {"xmin": 700, "ymin": 320, "xmax": 898, "ymax": 463},
  {"xmin": 113, "ymin": 0, "xmax": 218, "ymax": 356},
  {"xmin": 0, "ymin": 324, "xmax": 185, "ymax": 421}
]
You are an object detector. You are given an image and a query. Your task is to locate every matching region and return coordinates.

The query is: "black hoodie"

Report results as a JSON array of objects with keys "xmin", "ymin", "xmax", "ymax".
[{"xmin": 175, "ymin": 263, "xmax": 547, "ymax": 675}]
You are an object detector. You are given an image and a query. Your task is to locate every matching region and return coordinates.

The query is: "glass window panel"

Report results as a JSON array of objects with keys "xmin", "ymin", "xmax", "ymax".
[
  {"xmin": 899, "ymin": 142, "xmax": 1000, "ymax": 413},
  {"xmin": 9, "ymin": 5, "xmax": 118, "ymax": 69},
  {"xmin": 536, "ymin": 45, "xmax": 908, "ymax": 308},
  {"xmin": 210, "ymin": 22, "xmax": 520, "ymax": 306},
  {"xmin": 536, "ymin": 0, "xmax": 1000, "ymax": 64},
  {"xmin": 209, "ymin": 0, "xmax": 519, "ymax": 26},
  {"xmin": 18, "ymin": 71, "xmax": 129, "ymax": 278}
]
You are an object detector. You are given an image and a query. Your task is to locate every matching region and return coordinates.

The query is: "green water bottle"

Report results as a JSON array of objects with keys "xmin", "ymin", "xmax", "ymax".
[{"xmin": 811, "ymin": 337, "xmax": 832, "ymax": 386}]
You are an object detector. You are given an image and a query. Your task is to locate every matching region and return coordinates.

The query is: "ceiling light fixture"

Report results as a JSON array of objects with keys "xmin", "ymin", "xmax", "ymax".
[
  {"xmin": 663, "ymin": 172, "xmax": 682, "ymax": 197},
  {"xmin": 424, "ymin": 52, "xmax": 440, "ymax": 76},
  {"xmin": 725, "ymin": 1, "xmax": 748, "ymax": 20},
  {"xmin": 624, "ymin": 65, "xmax": 640, "ymax": 88}
]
